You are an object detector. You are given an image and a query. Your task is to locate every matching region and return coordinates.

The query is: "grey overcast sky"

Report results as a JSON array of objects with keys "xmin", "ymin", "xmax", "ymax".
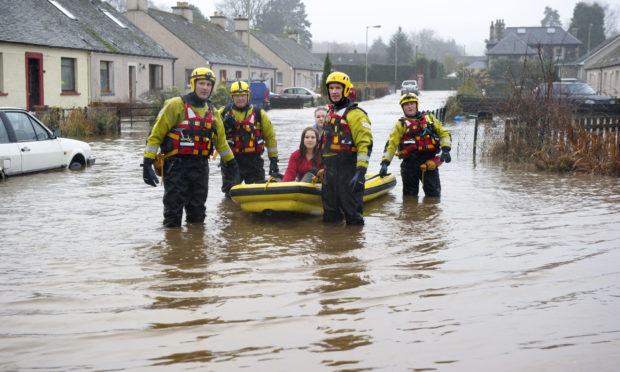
[{"xmin": 153, "ymin": 0, "xmax": 619, "ymax": 55}]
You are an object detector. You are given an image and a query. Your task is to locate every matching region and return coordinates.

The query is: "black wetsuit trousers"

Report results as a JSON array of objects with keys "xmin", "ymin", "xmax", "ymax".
[
  {"xmin": 162, "ymin": 156, "xmax": 209, "ymax": 227},
  {"xmin": 401, "ymin": 154, "xmax": 441, "ymax": 197},
  {"xmin": 321, "ymin": 154, "xmax": 364, "ymax": 225},
  {"xmin": 221, "ymin": 153, "xmax": 265, "ymax": 196}
]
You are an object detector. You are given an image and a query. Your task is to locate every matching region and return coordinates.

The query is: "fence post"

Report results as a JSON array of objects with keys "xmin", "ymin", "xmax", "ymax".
[
  {"xmin": 116, "ymin": 108, "xmax": 121, "ymax": 134},
  {"xmin": 473, "ymin": 118, "xmax": 479, "ymax": 159}
]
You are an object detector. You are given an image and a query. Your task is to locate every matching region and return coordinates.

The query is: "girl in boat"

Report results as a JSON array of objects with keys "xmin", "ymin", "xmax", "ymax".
[{"xmin": 282, "ymin": 127, "xmax": 322, "ymax": 182}]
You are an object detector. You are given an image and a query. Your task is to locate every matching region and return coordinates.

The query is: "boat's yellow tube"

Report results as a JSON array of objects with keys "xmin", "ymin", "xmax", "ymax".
[{"xmin": 230, "ymin": 173, "xmax": 396, "ymax": 215}]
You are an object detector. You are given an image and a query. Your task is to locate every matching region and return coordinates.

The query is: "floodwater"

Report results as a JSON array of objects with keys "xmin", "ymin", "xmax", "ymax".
[{"xmin": 1, "ymin": 91, "xmax": 620, "ymax": 371}]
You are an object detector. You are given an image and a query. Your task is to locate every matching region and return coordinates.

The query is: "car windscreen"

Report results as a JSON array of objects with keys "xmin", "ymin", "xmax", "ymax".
[{"xmin": 560, "ymin": 83, "xmax": 596, "ymax": 95}]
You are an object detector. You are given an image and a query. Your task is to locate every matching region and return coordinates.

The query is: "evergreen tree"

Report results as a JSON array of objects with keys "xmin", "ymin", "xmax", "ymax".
[
  {"xmin": 321, "ymin": 53, "xmax": 332, "ymax": 97},
  {"xmin": 569, "ymin": 2, "xmax": 606, "ymax": 54},
  {"xmin": 541, "ymin": 6, "xmax": 562, "ymax": 27},
  {"xmin": 255, "ymin": 0, "xmax": 312, "ymax": 49},
  {"xmin": 387, "ymin": 27, "xmax": 413, "ymax": 64},
  {"xmin": 369, "ymin": 37, "xmax": 389, "ymax": 62}
]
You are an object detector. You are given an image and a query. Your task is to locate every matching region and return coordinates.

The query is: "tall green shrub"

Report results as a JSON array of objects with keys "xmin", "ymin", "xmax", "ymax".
[{"xmin": 321, "ymin": 53, "xmax": 332, "ymax": 97}]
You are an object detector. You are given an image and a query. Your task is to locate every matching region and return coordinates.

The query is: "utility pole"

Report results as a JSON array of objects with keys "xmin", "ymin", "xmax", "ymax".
[
  {"xmin": 394, "ymin": 33, "xmax": 398, "ymax": 90},
  {"xmin": 247, "ymin": 0, "xmax": 251, "ymax": 81}
]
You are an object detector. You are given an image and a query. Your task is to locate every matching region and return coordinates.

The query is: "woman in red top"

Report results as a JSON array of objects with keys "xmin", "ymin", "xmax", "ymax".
[{"xmin": 282, "ymin": 127, "xmax": 322, "ymax": 182}]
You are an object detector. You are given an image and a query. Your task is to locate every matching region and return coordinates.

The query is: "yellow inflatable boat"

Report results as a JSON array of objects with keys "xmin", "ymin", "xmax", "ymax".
[{"xmin": 229, "ymin": 173, "xmax": 397, "ymax": 215}]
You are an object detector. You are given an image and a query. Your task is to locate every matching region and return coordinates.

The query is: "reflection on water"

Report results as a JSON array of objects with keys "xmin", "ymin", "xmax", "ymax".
[{"xmin": 1, "ymin": 93, "xmax": 620, "ymax": 370}]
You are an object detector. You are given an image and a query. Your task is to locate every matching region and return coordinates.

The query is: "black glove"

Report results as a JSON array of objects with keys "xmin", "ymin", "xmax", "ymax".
[
  {"xmin": 227, "ymin": 158, "xmax": 241, "ymax": 186},
  {"xmin": 142, "ymin": 157, "xmax": 159, "ymax": 187},
  {"xmin": 269, "ymin": 157, "xmax": 279, "ymax": 176},
  {"xmin": 348, "ymin": 166, "xmax": 366, "ymax": 192},
  {"xmin": 223, "ymin": 114, "xmax": 236, "ymax": 129},
  {"xmin": 379, "ymin": 160, "xmax": 390, "ymax": 177},
  {"xmin": 440, "ymin": 146, "xmax": 451, "ymax": 163}
]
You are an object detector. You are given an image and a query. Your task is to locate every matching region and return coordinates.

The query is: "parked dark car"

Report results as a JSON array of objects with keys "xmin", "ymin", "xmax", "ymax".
[
  {"xmin": 534, "ymin": 81, "xmax": 615, "ymax": 105},
  {"xmin": 270, "ymin": 87, "xmax": 321, "ymax": 109}
]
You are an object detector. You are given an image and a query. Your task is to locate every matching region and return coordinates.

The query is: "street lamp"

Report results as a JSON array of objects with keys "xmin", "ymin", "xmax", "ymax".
[
  {"xmin": 394, "ymin": 33, "xmax": 398, "ymax": 91},
  {"xmin": 587, "ymin": 23, "xmax": 593, "ymax": 54},
  {"xmin": 365, "ymin": 24, "xmax": 381, "ymax": 101}
]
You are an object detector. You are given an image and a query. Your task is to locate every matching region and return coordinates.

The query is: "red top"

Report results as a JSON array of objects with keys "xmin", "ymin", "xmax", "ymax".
[{"xmin": 282, "ymin": 149, "xmax": 322, "ymax": 182}]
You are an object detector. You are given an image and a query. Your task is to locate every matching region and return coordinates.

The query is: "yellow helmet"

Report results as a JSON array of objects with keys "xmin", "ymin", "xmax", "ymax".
[
  {"xmin": 325, "ymin": 71, "xmax": 352, "ymax": 97},
  {"xmin": 189, "ymin": 67, "xmax": 216, "ymax": 92},
  {"xmin": 399, "ymin": 92, "xmax": 419, "ymax": 107},
  {"xmin": 230, "ymin": 80, "xmax": 250, "ymax": 96}
]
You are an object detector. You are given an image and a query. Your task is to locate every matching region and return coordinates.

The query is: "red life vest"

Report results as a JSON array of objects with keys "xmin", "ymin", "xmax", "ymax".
[
  {"xmin": 321, "ymin": 105, "xmax": 357, "ymax": 154},
  {"xmin": 398, "ymin": 115, "xmax": 439, "ymax": 158},
  {"xmin": 164, "ymin": 102, "xmax": 216, "ymax": 157},
  {"xmin": 223, "ymin": 108, "xmax": 264, "ymax": 155}
]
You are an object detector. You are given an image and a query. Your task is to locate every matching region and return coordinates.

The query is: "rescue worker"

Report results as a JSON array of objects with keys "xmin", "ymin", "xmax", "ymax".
[
  {"xmin": 320, "ymin": 71, "xmax": 373, "ymax": 225},
  {"xmin": 142, "ymin": 67, "xmax": 239, "ymax": 227},
  {"xmin": 220, "ymin": 81, "xmax": 279, "ymax": 196},
  {"xmin": 379, "ymin": 92, "xmax": 451, "ymax": 197}
]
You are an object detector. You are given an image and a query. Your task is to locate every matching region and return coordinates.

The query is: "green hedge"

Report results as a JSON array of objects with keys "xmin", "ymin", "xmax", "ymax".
[{"xmin": 333, "ymin": 63, "xmax": 455, "ymax": 90}]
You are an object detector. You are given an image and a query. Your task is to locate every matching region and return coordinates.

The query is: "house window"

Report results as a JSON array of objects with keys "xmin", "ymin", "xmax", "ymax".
[
  {"xmin": 276, "ymin": 71, "xmax": 283, "ymax": 86},
  {"xmin": 553, "ymin": 47, "xmax": 564, "ymax": 60},
  {"xmin": 149, "ymin": 64, "xmax": 162, "ymax": 90},
  {"xmin": 235, "ymin": 70, "xmax": 242, "ymax": 79},
  {"xmin": 100, "ymin": 61, "xmax": 113, "ymax": 93},
  {"xmin": 220, "ymin": 69, "xmax": 227, "ymax": 83},
  {"xmin": 61, "ymin": 57, "xmax": 76, "ymax": 92},
  {"xmin": 185, "ymin": 68, "xmax": 193, "ymax": 89}
]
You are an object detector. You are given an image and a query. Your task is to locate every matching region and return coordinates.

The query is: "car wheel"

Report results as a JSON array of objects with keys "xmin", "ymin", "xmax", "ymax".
[{"xmin": 69, "ymin": 161, "xmax": 84, "ymax": 170}]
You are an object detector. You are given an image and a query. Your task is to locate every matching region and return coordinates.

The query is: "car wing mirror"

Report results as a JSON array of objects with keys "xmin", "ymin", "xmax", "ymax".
[{"xmin": 53, "ymin": 128, "xmax": 62, "ymax": 138}]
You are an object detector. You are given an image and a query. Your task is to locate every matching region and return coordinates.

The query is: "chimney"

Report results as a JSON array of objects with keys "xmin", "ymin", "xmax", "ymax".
[
  {"xmin": 234, "ymin": 16, "xmax": 249, "ymax": 33},
  {"xmin": 172, "ymin": 1, "xmax": 193, "ymax": 23},
  {"xmin": 126, "ymin": 0, "xmax": 148, "ymax": 11},
  {"xmin": 211, "ymin": 11, "xmax": 226, "ymax": 29},
  {"xmin": 234, "ymin": 17, "xmax": 249, "ymax": 41}
]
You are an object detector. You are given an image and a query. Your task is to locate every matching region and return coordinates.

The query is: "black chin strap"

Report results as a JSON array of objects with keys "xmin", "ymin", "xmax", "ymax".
[{"xmin": 183, "ymin": 92, "xmax": 207, "ymax": 108}]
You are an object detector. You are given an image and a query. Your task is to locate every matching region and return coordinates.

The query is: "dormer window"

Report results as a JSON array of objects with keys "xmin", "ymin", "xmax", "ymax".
[
  {"xmin": 547, "ymin": 28, "xmax": 556, "ymax": 33},
  {"xmin": 101, "ymin": 9, "xmax": 128, "ymax": 28},
  {"xmin": 48, "ymin": 0, "xmax": 76, "ymax": 20},
  {"xmin": 517, "ymin": 28, "xmax": 526, "ymax": 34}
]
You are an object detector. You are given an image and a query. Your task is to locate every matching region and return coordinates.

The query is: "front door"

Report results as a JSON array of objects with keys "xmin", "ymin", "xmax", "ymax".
[
  {"xmin": 25, "ymin": 52, "xmax": 43, "ymax": 110},
  {"xmin": 129, "ymin": 65, "xmax": 136, "ymax": 102}
]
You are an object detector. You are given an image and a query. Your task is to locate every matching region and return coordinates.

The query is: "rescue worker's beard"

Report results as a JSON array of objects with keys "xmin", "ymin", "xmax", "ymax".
[
  {"xmin": 233, "ymin": 97, "xmax": 251, "ymax": 112},
  {"xmin": 183, "ymin": 91, "xmax": 207, "ymax": 108},
  {"xmin": 332, "ymin": 96, "xmax": 350, "ymax": 110}
]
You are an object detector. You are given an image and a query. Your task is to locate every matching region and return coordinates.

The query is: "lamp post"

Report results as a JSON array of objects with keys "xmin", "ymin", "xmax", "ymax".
[
  {"xmin": 247, "ymin": 0, "xmax": 251, "ymax": 81},
  {"xmin": 365, "ymin": 24, "xmax": 381, "ymax": 101},
  {"xmin": 587, "ymin": 23, "xmax": 593, "ymax": 54},
  {"xmin": 394, "ymin": 33, "xmax": 398, "ymax": 92}
]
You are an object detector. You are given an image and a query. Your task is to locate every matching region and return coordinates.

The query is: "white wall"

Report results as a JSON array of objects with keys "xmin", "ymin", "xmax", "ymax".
[{"xmin": 0, "ymin": 43, "xmax": 89, "ymax": 109}]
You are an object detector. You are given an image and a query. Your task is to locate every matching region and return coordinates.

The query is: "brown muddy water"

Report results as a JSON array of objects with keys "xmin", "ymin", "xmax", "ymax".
[{"xmin": 1, "ymin": 91, "xmax": 619, "ymax": 371}]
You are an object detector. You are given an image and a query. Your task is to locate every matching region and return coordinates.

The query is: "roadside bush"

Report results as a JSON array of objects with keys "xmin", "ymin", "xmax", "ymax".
[
  {"xmin": 37, "ymin": 105, "xmax": 119, "ymax": 137},
  {"xmin": 38, "ymin": 106, "xmax": 63, "ymax": 132},
  {"xmin": 210, "ymin": 83, "xmax": 231, "ymax": 109},
  {"xmin": 444, "ymin": 95, "xmax": 461, "ymax": 120},
  {"xmin": 143, "ymin": 87, "xmax": 181, "ymax": 125}
]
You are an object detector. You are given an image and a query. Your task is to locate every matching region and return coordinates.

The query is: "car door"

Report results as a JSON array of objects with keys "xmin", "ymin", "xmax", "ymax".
[
  {"xmin": 0, "ymin": 116, "xmax": 23, "ymax": 175},
  {"xmin": 5, "ymin": 111, "xmax": 63, "ymax": 173}
]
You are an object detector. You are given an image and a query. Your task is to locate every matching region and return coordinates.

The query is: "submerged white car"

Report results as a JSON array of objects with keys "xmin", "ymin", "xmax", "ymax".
[{"xmin": 0, "ymin": 107, "xmax": 95, "ymax": 177}]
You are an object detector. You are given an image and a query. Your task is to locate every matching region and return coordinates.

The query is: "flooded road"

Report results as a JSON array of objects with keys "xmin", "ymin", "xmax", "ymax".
[{"xmin": 1, "ymin": 91, "xmax": 620, "ymax": 371}]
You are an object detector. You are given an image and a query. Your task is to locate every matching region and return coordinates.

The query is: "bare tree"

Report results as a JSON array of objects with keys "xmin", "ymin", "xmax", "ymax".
[
  {"xmin": 603, "ymin": 2, "xmax": 619, "ymax": 36},
  {"xmin": 215, "ymin": 0, "xmax": 268, "ymax": 28}
]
